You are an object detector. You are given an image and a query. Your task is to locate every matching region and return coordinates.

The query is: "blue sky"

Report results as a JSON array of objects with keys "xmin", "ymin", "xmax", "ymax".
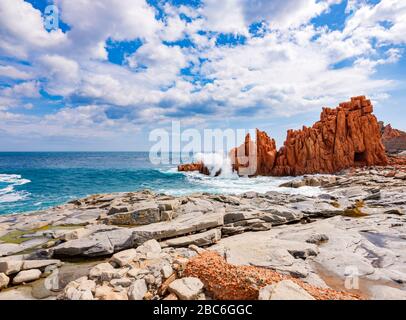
[{"xmin": 0, "ymin": 0, "xmax": 405, "ymax": 151}]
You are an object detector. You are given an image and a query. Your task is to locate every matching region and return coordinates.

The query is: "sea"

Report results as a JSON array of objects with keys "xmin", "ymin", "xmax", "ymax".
[{"xmin": 0, "ymin": 152, "xmax": 322, "ymax": 215}]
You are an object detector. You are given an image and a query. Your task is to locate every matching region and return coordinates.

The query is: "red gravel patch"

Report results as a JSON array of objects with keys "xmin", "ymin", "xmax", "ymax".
[{"xmin": 184, "ymin": 251, "xmax": 360, "ymax": 300}]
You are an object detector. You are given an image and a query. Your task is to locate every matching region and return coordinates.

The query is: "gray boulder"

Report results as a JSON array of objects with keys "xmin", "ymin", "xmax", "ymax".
[
  {"xmin": 168, "ymin": 277, "xmax": 204, "ymax": 300},
  {"xmin": 105, "ymin": 202, "xmax": 160, "ymax": 225},
  {"xmin": 128, "ymin": 279, "xmax": 148, "ymax": 300},
  {"xmin": 13, "ymin": 269, "xmax": 42, "ymax": 284}
]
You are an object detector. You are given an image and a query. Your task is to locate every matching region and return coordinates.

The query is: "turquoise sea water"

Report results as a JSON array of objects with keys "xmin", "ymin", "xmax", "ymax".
[{"xmin": 0, "ymin": 152, "xmax": 321, "ymax": 215}]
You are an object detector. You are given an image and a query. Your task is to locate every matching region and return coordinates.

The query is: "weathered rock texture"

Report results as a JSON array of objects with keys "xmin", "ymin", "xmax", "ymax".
[{"xmin": 379, "ymin": 122, "xmax": 406, "ymax": 154}]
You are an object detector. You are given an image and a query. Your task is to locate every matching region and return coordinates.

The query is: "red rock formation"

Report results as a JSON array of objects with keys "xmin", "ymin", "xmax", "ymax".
[
  {"xmin": 229, "ymin": 133, "xmax": 258, "ymax": 175},
  {"xmin": 178, "ymin": 163, "xmax": 203, "ymax": 172},
  {"xmin": 381, "ymin": 123, "xmax": 402, "ymax": 141},
  {"xmin": 179, "ymin": 96, "xmax": 388, "ymax": 176},
  {"xmin": 379, "ymin": 122, "xmax": 406, "ymax": 154},
  {"xmin": 256, "ymin": 129, "xmax": 278, "ymax": 175},
  {"xmin": 177, "ymin": 162, "xmax": 213, "ymax": 176}
]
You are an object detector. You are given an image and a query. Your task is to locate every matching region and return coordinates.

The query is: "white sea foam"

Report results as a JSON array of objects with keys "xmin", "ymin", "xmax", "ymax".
[
  {"xmin": 162, "ymin": 165, "xmax": 323, "ymax": 197},
  {"xmin": 0, "ymin": 174, "xmax": 30, "ymax": 186},
  {"xmin": 0, "ymin": 185, "xmax": 14, "ymax": 195},
  {"xmin": 0, "ymin": 191, "xmax": 29, "ymax": 203},
  {"xmin": 0, "ymin": 174, "xmax": 31, "ymax": 203},
  {"xmin": 184, "ymin": 172, "xmax": 322, "ymax": 196},
  {"xmin": 194, "ymin": 152, "xmax": 237, "ymax": 178}
]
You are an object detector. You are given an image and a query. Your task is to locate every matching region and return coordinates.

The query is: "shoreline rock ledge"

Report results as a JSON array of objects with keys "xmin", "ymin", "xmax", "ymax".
[{"xmin": 179, "ymin": 96, "xmax": 388, "ymax": 176}]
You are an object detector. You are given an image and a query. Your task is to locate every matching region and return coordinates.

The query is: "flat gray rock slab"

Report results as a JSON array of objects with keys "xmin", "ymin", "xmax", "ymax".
[
  {"xmin": 22, "ymin": 259, "xmax": 61, "ymax": 270},
  {"xmin": 0, "ymin": 243, "xmax": 23, "ymax": 257},
  {"xmin": 53, "ymin": 228, "xmax": 134, "ymax": 257},
  {"xmin": 210, "ymin": 230, "xmax": 318, "ymax": 267},
  {"xmin": 132, "ymin": 211, "xmax": 224, "ymax": 245},
  {"xmin": 161, "ymin": 229, "xmax": 221, "ymax": 248}
]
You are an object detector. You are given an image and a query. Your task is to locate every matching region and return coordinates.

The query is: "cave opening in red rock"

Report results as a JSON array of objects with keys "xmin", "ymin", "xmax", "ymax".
[{"xmin": 354, "ymin": 151, "xmax": 367, "ymax": 164}]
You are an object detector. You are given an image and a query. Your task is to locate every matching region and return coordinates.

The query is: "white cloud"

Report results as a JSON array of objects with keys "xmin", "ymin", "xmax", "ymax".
[
  {"xmin": 37, "ymin": 54, "xmax": 80, "ymax": 96},
  {"xmin": 0, "ymin": 65, "xmax": 32, "ymax": 80},
  {"xmin": 344, "ymin": 0, "xmax": 406, "ymax": 45},
  {"xmin": 0, "ymin": 0, "xmax": 405, "ymax": 145},
  {"xmin": 0, "ymin": 0, "xmax": 67, "ymax": 59},
  {"xmin": 55, "ymin": 0, "xmax": 162, "ymax": 59},
  {"xmin": 160, "ymin": 4, "xmax": 189, "ymax": 42},
  {"xmin": 242, "ymin": 0, "xmax": 339, "ymax": 29},
  {"xmin": 0, "ymin": 105, "xmax": 141, "ymax": 140},
  {"xmin": 201, "ymin": 0, "xmax": 247, "ymax": 34},
  {"xmin": 200, "ymin": 0, "xmax": 341, "ymax": 33},
  {"xmin": 1, "ymin": 81, "xmax": 40, "ymax": 99}
]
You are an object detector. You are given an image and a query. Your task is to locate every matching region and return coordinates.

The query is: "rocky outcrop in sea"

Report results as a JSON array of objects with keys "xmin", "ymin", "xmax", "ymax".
[{"xmin": 179, "ymin": 96, "xmax": 389, "ymax": 176}]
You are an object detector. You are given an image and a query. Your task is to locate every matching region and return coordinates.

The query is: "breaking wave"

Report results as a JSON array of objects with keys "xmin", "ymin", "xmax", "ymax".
[
  {"xmin": 0, "ymin": 174, "xmax": 31, "ymax": 204},
  {"xmin": 194, "ymin": 152, "xmax": 237, "ymax": 178}
]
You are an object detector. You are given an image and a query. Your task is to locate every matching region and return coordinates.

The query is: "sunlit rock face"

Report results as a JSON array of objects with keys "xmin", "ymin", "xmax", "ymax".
[
  {"xmin": 178, "ymin": 163, "xmax": 205, "ymax": 174},
  {"xmin": 180, "ymin": 96, "xmax": 388, "ymax": 177}
]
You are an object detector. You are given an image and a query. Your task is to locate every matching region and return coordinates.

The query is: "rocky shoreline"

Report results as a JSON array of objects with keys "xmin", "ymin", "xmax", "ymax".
[{"xmin": 1, "ymin": 163, "xmax": 406, "ymax": 300}]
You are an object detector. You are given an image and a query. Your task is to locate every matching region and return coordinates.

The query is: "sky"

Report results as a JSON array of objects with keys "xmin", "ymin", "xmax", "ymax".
[{"xmin": 0, "ymin": 0, "xmax": 405, "ymax": 151}]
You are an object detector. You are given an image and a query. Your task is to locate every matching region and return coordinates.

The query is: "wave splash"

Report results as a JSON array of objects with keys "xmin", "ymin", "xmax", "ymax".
[
  {"xmin": 0, "ymin": 174, "xmax": 31, "ymax": 203},
  {"xmin": 194, "ymin": 152, "xmax": 237, "ymax": 178}
]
